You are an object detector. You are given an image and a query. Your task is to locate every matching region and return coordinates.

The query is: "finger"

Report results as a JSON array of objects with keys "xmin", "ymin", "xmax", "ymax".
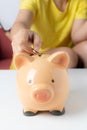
[
  {"xmin": 12, "ymin": 41, "xmax": 33, "ymax": 55},
  {"xmin": 22, "ymin": 46, "xmax": 34, "ymax": 55},
  {"xmin": 33, "ymin": 32, "xmax": 42, "ymax": 51}
]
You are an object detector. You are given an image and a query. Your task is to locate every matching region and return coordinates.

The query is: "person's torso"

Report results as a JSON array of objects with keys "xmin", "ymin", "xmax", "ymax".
[{"xmin": 20, "ymin": 0, "xmax": 87, "ymax": 52}]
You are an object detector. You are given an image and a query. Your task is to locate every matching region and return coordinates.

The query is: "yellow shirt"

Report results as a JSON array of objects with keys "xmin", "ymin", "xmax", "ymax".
[
  {"xmin": 10, "ymin": 0, "xmax": 87, "ymax": 69},
  {"xmin": 20, "ymin": 0, "xmax": 87, "ymax": 52}
]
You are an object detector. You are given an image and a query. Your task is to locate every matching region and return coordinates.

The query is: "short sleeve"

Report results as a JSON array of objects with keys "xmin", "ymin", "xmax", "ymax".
[
  {"xmin": 19, "ymin": 0, "xmax": 37, "ymax": 16},
  {"xmin": 75, "ymin": 0, "xmax": 87, "ymax": 19}
]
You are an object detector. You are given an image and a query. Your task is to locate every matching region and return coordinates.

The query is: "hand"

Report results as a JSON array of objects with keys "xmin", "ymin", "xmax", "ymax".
[{"xmin": 11, "ymin": 29, "xmax": 42, "ymax": 54}]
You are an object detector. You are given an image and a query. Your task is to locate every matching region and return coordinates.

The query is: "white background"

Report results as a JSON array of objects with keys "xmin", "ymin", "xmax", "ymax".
[
  {"xmin": 0, "ymin": 69, "xmax": 87, "ymax": 130},
  {"xmin": 0, "ymin": 0, "xmax": 20, "ymax": 30}
]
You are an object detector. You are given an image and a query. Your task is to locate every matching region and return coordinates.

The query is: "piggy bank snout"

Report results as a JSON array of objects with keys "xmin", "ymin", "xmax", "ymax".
[{"xmin": 33, "ymin": 89, "xmax": 53, "ymax": 102}]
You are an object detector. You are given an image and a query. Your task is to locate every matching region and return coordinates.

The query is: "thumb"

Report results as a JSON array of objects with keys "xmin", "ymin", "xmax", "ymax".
[{"xmin": 33, "ymin": 33, "xmax": 42, "ymax": 51}]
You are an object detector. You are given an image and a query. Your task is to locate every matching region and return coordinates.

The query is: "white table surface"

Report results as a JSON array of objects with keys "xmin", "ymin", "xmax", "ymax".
[{"xmin": 0, "ymin": 69, "xmax": 87, "ymax": 130}]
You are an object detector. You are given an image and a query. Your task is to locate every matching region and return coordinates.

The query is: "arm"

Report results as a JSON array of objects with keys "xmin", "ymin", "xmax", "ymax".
[
  {"xmin": 71, "ymin": 19, "xmax": 87, "ymax": 44},
  {"xmin": 11, "ymin": 10, "xmax": 33, "ymax": 39},
  {"xmin": 11, "ymin": 10, "xmax": 42, "ymax": 54}
]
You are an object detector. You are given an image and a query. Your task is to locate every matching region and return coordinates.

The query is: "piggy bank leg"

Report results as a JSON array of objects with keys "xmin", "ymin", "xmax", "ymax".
[
  {"xmin": 50, "ymin": 108, "xmax": 65, "ymax": 116},
  {"xmin": 23, "ymin": 110, "xmax": 38, "ymax": 116}
]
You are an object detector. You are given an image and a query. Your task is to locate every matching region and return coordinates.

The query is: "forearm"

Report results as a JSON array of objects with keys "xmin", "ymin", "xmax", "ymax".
[
  {"xmin": 10, "ymin": 22, "xmax": 29, "ymax": 40},
  {"xmin": 71, "ymin": 20, "xmax": 87, "ymax": 44},
  {"xmin": 10, "ymin": 10, "xmax": 34, "ymax": 40},
  {"xmin": 75, "ymin": 21, "xmax": 87, "ymax": 41}
]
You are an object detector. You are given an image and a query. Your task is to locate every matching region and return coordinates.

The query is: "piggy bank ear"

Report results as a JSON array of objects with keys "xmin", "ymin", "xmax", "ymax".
[
  {"xmin": 13, "ymin": 53, "xmax": 34, "ymax": 69},
  {"xmin": 48, "ymin": 51, "xmax": 70, "ymax": 68}
]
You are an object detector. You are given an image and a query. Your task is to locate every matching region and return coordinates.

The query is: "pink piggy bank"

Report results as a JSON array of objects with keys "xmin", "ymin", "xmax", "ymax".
[{"xmin": 14, "ymin": 51, "xmax": 69, "ymax": 116}]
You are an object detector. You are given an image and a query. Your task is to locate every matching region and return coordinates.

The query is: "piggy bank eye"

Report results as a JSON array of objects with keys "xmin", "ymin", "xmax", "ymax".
[
  {"xmin": 28, "ymin": 79, "xmax": 33, "ymax": 85},
  {"xmin": 51, "ymin": 79, "xmax": 55, "ymax": 83}
]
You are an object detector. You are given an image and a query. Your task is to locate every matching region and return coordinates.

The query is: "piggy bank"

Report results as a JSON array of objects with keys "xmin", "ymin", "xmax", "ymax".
[{"xmin": 14, "ymin": 51, "xmax": 69, "ymax": 116}]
